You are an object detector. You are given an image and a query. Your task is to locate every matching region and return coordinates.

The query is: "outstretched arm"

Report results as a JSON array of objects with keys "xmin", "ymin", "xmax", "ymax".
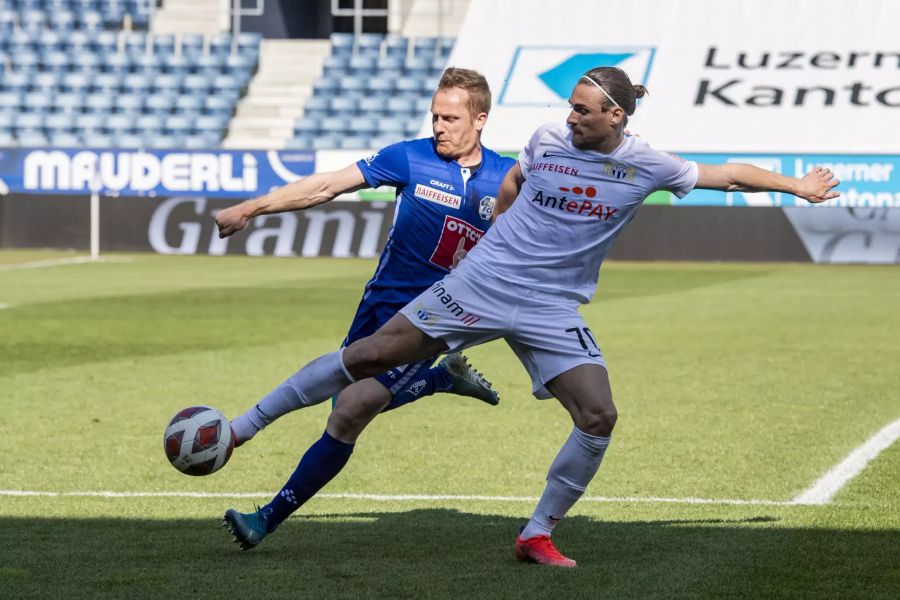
[
  {"xmin": 696, "ymin": 163, "xmax": 840, "ymax": 203},
  {"xmin": 493, "ymin": 162, "xmax": 525, "ymax": 220},
  {"xmin": 216, "ymin": 164, "xmax": 369, "ymax": 238}
]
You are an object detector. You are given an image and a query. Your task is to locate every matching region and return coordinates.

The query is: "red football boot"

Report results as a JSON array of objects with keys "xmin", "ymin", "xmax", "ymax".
[{"xmin": 515, "ymin": 533, "xmax": 577, "ymax": 568}]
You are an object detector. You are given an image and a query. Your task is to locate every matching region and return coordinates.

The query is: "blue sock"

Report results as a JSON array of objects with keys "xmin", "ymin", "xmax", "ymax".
[
  {"xmin": 262, "ymin": 431, "xmax": 354, "ymax": 531},
  {"xmin": 381, "ymin": 364, "xmax": 453, "ymax": 412}
]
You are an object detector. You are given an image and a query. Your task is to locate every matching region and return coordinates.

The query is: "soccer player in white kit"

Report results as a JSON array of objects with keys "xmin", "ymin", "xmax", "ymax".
[{"xmin": 226, "ymin": 67, "xmax": 840, "ymax": 567}]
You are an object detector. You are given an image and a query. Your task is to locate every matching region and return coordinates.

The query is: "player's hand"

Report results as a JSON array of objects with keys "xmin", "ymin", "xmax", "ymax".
[
  {"xmin": 451, "ymin": 237, "xmax": 467, "ymax": 269},
  {"xmin": 797, "ymin": 167, "xmax": 840, "ymax": 203},
  {"xmin": 215, "ymin": 203, "xmax": 250, "ymax": 238}
]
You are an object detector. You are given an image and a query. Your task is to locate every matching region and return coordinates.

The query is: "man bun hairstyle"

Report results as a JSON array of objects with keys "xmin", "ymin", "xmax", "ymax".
[
  {"xmin": 582, "ymin": 67, "xmax": 649, "ymax": 117},
  {"xmin": 438, "ymin": 66, "xmax": 492, "ymax": 117}
]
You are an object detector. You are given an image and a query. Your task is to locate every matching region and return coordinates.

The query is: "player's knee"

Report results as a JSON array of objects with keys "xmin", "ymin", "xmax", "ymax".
[
  {"xmin": 580, "ymin": 405, "xmax": 617, "ymax": 437},
  {"xmin": 344, "ymin": 340, "xmax": 391, "ymax": 378}
]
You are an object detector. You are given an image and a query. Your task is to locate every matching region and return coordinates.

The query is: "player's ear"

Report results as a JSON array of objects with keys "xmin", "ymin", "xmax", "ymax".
[{"xmin": 474, "ymin": 111, "xmax": 488, "ymax": 132}]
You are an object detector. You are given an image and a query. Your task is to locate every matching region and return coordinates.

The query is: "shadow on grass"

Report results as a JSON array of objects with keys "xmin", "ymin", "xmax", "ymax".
[{"xmin": 2, "ymin": 509, "xmax": 897, "ymax": 599}]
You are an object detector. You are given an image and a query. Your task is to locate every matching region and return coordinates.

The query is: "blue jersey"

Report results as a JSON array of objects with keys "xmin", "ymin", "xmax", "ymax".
[{"xmin": 355, "ymin": 137, "xmax": 515, "ymax": 308}]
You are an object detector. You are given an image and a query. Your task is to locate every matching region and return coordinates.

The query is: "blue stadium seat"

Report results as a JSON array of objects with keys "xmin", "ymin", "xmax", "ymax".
[
  {"xmin": 76, "ymin": 113, "xmax": 105, "ymax": 130},
  {"xmin": 312, "ymin": 135, "xmax": 341, "ymax": 150},
  {"xmin": 319, "ymin": 117, "xmax": 346, "ymax": 135},
  {"xmin": 17, "ymin": 130, "xmax": 50, "ymax": 146},
  {"xmin": 294, "ymin": 117, "xmax": 320, "ymax": 135},
  {"xmin": 174, "ymin": 95, "xmax": 203, "ymax": 113},
  {"xmin": 194, "ymin": 54, "xmax": 225, "ymax": 73},
  {"xmin": 132, "ymin": 54, "xmax": 162, "ymax": 74},
  {"xmin": 113, "ymin": 94, "xmax": 142, "ymax": 113},
  {"xmin": 0, "ymin": 113, "xmax": 14, "ymax": 129},
  {"xmin": 83, "ymin": 95, "xmax": 116, "ymax": 115},
  {"xmin": 330, "ymin": 33, "xmax": 353, "ymax": 57},
  {"xmin": 284, "ymin": 137, "xmax": 313, "ymax": 150},
  {"xmin": 39, "ymin": 30, "xmax": 63, "ymax": 50},
  {"xmin": 54, "ymin": 92, "xmax": 84, "ymax": 113},
  {"xmin": 412, "ymin": 37, "xmax": 438, "ymax": 57},
  {"xmin": 48, "ymin": 131, "xmax": 81, "ymax": 146},
  {"xmin": 147, "ymin": 134, "xmax": 185, "ymax": 149},
  {"xmin": 20, "ymin": 9, "xmax": 46, "ymax": 31},
  {"xmin": 329, "ymin": 96, "xmax": 358, "ymax": 114},
  {"xmin": 135, "ymin": 114, "xmax": 164, "ymax": 132},
  {"xmin": 23, "ymin": 92, "xmax": 53, "ymax": 113},
  {"xmin": 182, "ymin": 74, "xmax": 213, "ymax": 92},
  {"xmin": 164, "ymin": 114, "xmax": 192, "ymax": 133},
  {"xmin": 194, "ymin": 114, "xmax": 227, "ymax": 132},
  {"xmin": 152, "ymin": 34, "xmax": 176, "ymax": 55},
  {"xmin": 303, "ymin": 96, "xmax": 329, "ymax": 117},
  {"xmin": 161, "ymin": 55, "xmax": 191, "ymax": 75},
  {"xmin": 78, "ymin": 11, "xmax": 103, "ymax": 30},
  {"xmin": 358, "ymin": 96, "xmax": 385, "ymax": 115},
  {"xmin": 366, "ymin": 78, "xmax": 393, "ymax": 96},
  {"xmin": 151, "ymin": 74, "xmax": 183, "ymax": 94},
  {"xmin": 122, "ymin": 73, "xmax": 152, "ymax": 93},
  {"xmin": 395, "ymin": 77, "xmax": 424, "ymax": 94},
  {"xmin": 101, "ymin": 55, "xmax": 130, "ymax": 73},
  {"xmin": 348, "ymin": 116, "xmax": 377, "ymax": 137},
  {"xmin": 86, "ymin": 133, "xmax": 115, "ymax": 148},
  {"xmin": 338, "ymin": 76, "xmax": 366, "ymax": 93},
  {"xmin": 31, "ymin": 72, "xmax": 61, "ymax": 91},
  {"xmin": 15, "ymin": 112, "xmax": 46, "ymax": 129},
  {"xmin": 45, "ymin": 113, "xmax": 76, "ymax": 131},
  {"xmin": 237, "ymin": 32, "xmax": 261, "ymax": 50},
  {"xmin": 224, "ymin": 53, "xmax": 254, "ymax": 72},
  {"xmin": 322, "ymin": 55, "xmax": 349, "ymax": 76},
  {"xmin": 384, "ymin": 34, "xmax": 407, "ymax": 57},
  {"xmin": 438, "ymin": 37, "xmax": 455, "ymax": 57},
  {"xmin": 94, "ymin": 31, "xmax": 118, "ymax": 54},
  {"xmin": 348, "ymin": 55, "xmax": 376, "ymax": 75},
  {"xmin": 183, "ymin": 135, "xmax": 211, "ymax": 149},
  {"xmin": 145, "ymin": 95, "xmax": 175, "ymax": 114},
  {"xmin": 341, "ymin": 137, "xmax": 369, "ymax": 150},
  {"xmin": 386, "ymin": 96, "xmax": 415, "ymax": 116},
  {"xmin": 106, "ymin": 113, "xmax": 134, "ymax": 131},
  {"xmin": 212, "ymin": 74, "xmax": 240, "ymax": 92},
  {"xmin": 3, "ymin": 72, "xmax": 32, "ymax": 91},
  {"xmin": 114, "ymin": 132, "xmax": 145, "ymax": 148},
  {"xmin": 0, "ymin": 131, "xmax": 14, "ymax": 145},
  {"xmin": 61, "ymin": 73, "xmax": 91, "ymax": 93},
  {"xmin": 379, "ymin": 117, "xmax": 406, "ymax": 135},
  {"xmin": 376, "ymin": 55, "xmax": 404, "ymax": 73},
  {"xmin": 14, "ymin": 52, "xmax": 41, "ymax": 70},
  {"xmin": 93, "ymin": 73, "xmax": 123, "ymax": 93},
  {"xmin": 66, "ymin": 31, "xmax": 93, "ymax": 51},
  {"xmin": 204, "ymin": 95, "xmax": 234, "ymax": 115},
  {"xmin": 208, "ymin": 33, "xmax": 231, "ymax": 56}
]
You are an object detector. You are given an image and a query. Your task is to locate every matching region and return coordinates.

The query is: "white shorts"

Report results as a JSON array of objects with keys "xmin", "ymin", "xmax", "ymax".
[{"xmin": 399, "ymin": 267, "xmax": 606, "ymax": 399}]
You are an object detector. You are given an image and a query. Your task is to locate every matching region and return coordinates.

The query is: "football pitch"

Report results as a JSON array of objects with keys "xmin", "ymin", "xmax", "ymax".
[{"xmin": 1, "ymin": 250, "xmax": 898, "ymax": 599}]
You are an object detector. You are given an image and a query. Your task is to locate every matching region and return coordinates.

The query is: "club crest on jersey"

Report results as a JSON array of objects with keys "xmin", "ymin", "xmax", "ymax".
[
  {"xmin": 479, "ymin": 196, "xmax": 495, "ymax": 220},
  {"xmin": 413, "ymin": 302, "xmax": 440, "ymax": 323},
  {"xmin": 603, "ymin": 161, "xmax": 637, "ymax": 181},
  {"xmin": 363, "ymin": 152, "xmax": 379, "ymax": 165},
  {"xmin": 415, "ymin": 183, "xmax": 462, "ymax": 209}
]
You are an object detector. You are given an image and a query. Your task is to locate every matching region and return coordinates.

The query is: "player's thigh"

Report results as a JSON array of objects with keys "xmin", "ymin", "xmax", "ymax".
[
  {"xmin": 327, "ymin": 378, "xmax": 393, "ymax": 442},
  {"xmin": 343, "ymin": 313, "xmax": 449, "ymax": 378},
  {"xmin": 545, "ymin": 364, "xmax": 616, "ymax": 436}
]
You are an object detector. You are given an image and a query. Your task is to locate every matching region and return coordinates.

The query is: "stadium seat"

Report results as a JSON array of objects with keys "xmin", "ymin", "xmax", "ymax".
[
  {"xmin": 93, "ymin": 73, "xmax": 123, "ymax": 93},
  {"xmin": 22, "ymin": 92, "xmax": 53, "ymax": 113},
  {"xmin": 145, "ymin": 95, "xmax": 176, "ymax": 114},
  {"xmin": 303, "ymin": 96, "xmax": 330, "ymax": 117},
  {"xmin": 366, "ymin": 78, "xmax": 394, "ymax": 96},
  {"xmin": 115, "ymin": 132, "xmax": 145, "ymax": 148},
  {"xmin": 329, "ymin": 96, "xmax": 358, "ymax": 115},
  {"xmin": 348, "ymin": 116, "xmax": 378, "ymax": 137},
  {"xmin": 284, "ymin": 137, "xmax": 314, "ymax": 150},
  {"xmin": 48, "ymin": 131, "xmax": 81, "ymax": 146},
  {"xmin": 294, "ymin": 117, "xmax": 320, "ymax": 135},
  {"xmin": 164, "ymin": 114, "xmax": 192, "ymax": 133},
  {"xmin": 348, "ymin": 55, "xmax": 376, "ymax": 75},
  {"xmin": 45, "ymin": 113, "xmax": 76, "ymax": 131},
  {"xmin": 358, "ymin": 96, "xmax": 385, "ymax": 115},
  {"xmin": 55, "ymin": 93, "xmax": 84, "ymax": 113},
  {"xmin": 312, "ymin": 135, "xmax": 341, "ymax": 150},
  {"xmin": 319, "ymin": 117, "xmax": 346, "ymax": 135},
  {"xmin": 106, "ymin": 113, "xmax": 134, "ymax": 132},
  {"xmin": 75, "ymin": 113, "xmax": 105, "ymax": 130},
  {"xmin": 151, "ymin": 74, "xmax": 183, "ymax": 94},
  {"xmin": 341, "ymin": 137, "xmax": 369, "ymax": 150},
  {"xmin": 14, "ymin": 112, "xmax": 44, "ymax": 129},
  {"xmin": 194, "ymin": 114, "xmax": 227, "ymax": 132},
  {"xmin": 386, "ymin": 97, "xmax": 415, "ymax": 117},
  {"xmin": 16, "ymin": 130, "xmax": 49, "ymax": 146},
  {"xmin": 330, "ymin": 33, "xmax": 353, "ymax": 56}
]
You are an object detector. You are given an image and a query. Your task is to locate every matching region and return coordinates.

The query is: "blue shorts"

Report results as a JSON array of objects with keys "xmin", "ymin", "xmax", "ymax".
[{"xmin": 343, "ymin": 297, "xmax": 437, "ymax": 403}]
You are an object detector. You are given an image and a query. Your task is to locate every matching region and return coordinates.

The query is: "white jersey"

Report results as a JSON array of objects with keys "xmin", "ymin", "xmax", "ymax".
[{"xmin": 460, "ymin": 122, "xmax": 699, "ymax": 303}]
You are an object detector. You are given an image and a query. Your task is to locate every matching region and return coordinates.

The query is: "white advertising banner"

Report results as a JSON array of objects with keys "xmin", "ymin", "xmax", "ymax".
[{"xmin": 443, "ymin": 0, "xmax": 900, "ymax": 154}]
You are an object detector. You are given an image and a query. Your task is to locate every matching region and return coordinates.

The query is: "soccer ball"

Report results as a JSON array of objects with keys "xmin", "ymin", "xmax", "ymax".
[{"xmin": 163, "ymin": 406, "xmax": 235, "ymax": 476}]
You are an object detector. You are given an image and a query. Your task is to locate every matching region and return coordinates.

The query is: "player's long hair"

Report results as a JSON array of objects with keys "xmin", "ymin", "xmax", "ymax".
[
  {"xmin": 437, "ymin": 67, "xmax": 492, "ymax": 118},
  {"xmin": 582, "ymin": 67, "xmax": 648, "ymax": 126}
]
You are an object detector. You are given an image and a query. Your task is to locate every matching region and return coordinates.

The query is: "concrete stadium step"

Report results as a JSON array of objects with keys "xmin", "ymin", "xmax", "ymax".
[
  {"xmin": 152, "ymin": 0, "xmax": 229, "ymax": 34},
  {"xmin": 402, "ymin": 0, "xmax": 471, "ymax": 37},
  {"xmin": 224, "ymin": 39, "xmax": 330, "ymax": 149}
]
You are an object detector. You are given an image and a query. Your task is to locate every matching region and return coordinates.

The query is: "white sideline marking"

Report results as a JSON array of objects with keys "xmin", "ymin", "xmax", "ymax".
[
  {"xmin": 0, "ymin": 490, "xmax": 788, "ymax": 506},
  {"xmin": 0, "ymin": 303, "xmax": 9, "ymax": 309},
  {"xmin": 0, "ymin": 256, "xmax": 133, "ymax": 272},
  {"xmin": 792, "ymin": 417, "xmax": 900, "ymax": 505}
]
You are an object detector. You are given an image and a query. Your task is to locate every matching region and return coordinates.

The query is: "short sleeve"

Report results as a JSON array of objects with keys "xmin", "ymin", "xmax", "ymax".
[
  {"xmin": 356, "ymin": 141, "xmax": 411, "ymax": 189},
  {"xmin": 517, "ymin": 123, "xmax": 554, "ymax": 178},
  {"xmin": 652, "ymin": 151, "xmax": 699, "ymax": 198}
]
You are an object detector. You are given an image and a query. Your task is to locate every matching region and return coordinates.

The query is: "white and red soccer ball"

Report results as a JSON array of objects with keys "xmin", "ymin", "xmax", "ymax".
[{"xmin": 163, "ymin": 406, "xmax": 235, "ymax": 476}]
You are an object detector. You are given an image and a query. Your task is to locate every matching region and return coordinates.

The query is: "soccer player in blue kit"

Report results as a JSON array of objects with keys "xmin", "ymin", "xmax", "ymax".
[{"xmin": 215, "ymin": 68, "xmax": 515, "ymax": 547}]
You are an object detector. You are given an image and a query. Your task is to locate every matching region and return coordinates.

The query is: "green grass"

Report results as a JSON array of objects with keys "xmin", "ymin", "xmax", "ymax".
[{"xmin": 0, "ymin": 252, "xmax": 898, "ymax": 599}]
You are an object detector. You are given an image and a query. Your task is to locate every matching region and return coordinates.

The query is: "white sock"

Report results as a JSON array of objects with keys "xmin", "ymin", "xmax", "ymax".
[
  {"xmin": 230, "ymin": 349, "xmax": 355, "ymax": 443},
  {"xmin": 520, "ymin": 427, "xmax": 610, "ymax": 539}
]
